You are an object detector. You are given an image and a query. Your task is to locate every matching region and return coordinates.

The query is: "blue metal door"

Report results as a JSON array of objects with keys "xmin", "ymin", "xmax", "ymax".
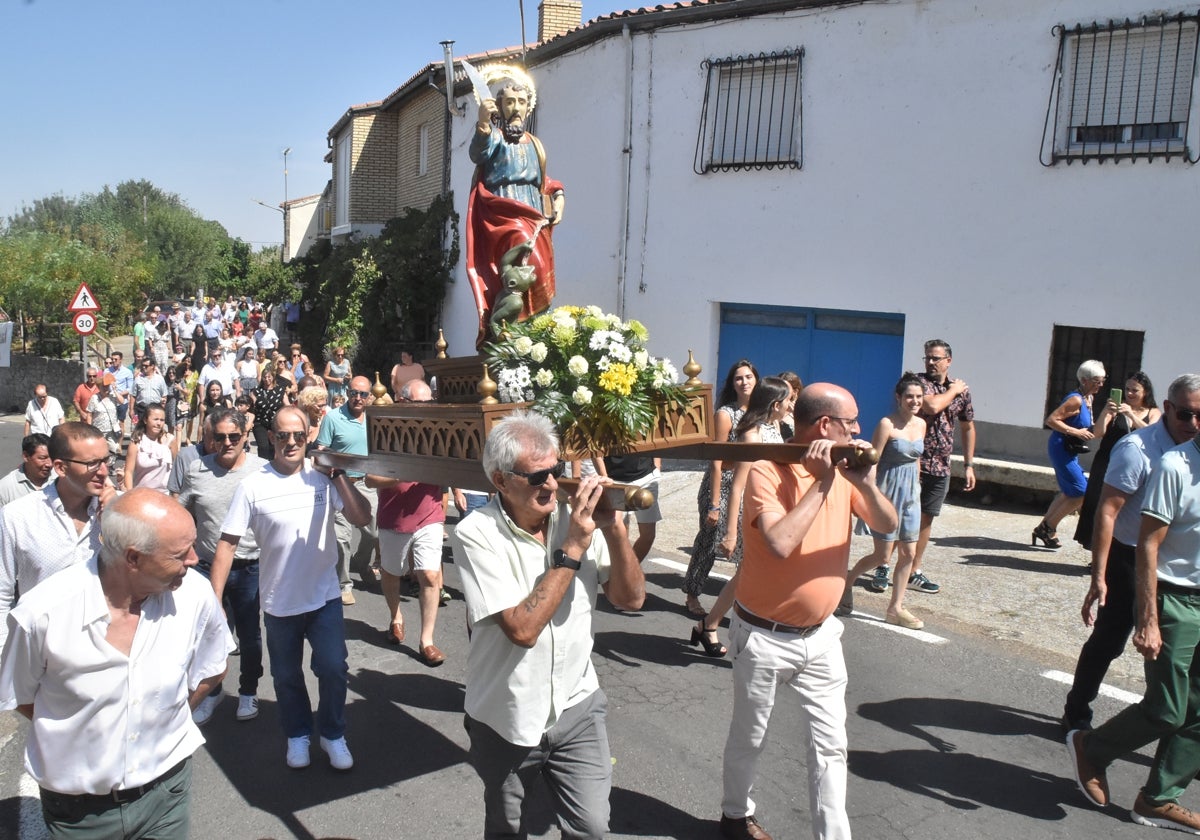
[{"xmin": 717, "ymin": 304, "xmax": 905, "ymax": 434}]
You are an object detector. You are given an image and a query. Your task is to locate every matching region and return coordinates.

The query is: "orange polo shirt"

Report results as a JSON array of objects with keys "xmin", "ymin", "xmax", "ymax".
[{"xmin": 737, "ymin": 460, "xmax": 864, "ymax": 627}]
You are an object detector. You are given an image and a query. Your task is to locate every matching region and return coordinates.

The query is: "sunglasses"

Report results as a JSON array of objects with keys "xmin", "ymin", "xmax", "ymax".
[
  {"xmin": 214, "ymin": 433, "xmax": 244, "ymax": 444},
  {"xmin": 272, "ymin": 430, "xmax": 306, "ymax": 443},
  {"xmin": 508, "ymin": 460, "xmax": 566, "ymax": 487},
  {"xmin": 347, "ymin": 389, "xmax": 370, "ymax": 399},
  {"xmin": 1174, "ymin": 408, "xmax": 1200, "ymax": 424}
]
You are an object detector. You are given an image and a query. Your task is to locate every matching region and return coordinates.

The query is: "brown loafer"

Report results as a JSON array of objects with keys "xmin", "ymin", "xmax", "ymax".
[
  {"xmin": 1066, "ymin": 729, "xmax": 1109, "ymax": 807},
  {"xmin": 719, "ymin": 814, "xmax": 773, "ymax": 840},
  {"xmin": 420, "ymin": 644, "xmax": 446, "ymax": 667}
]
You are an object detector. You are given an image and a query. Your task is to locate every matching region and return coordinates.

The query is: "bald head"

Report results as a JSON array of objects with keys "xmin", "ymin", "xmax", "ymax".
[
  {"xmin": 793, "ymin": 383, "xmax": 859, "ymax": 443},
  {"xmin": 401, "ymin": 379, "xmax": 432, "ymax": 402},
  {"xmin": 98, "ymin": 489, "xmax": 187, "ymax": 569}
]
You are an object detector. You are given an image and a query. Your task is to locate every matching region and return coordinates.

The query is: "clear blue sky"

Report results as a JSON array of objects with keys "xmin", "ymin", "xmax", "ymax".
[{"xmin": 3, "ymin": 0, "xmax": 631, "ymax": 249}]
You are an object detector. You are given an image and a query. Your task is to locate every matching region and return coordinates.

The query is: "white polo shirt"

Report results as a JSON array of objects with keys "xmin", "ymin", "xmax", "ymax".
[
  {"xmin": 0, "ymin": 559, "xmax": 233, "ymax": 795},
  {"xmin": 0, "ymin": 484, "xmax": 102, "ymax": 649},
  {"xmin": 451, "ymin": 497, "xmax": 611, "ymax": 747}
]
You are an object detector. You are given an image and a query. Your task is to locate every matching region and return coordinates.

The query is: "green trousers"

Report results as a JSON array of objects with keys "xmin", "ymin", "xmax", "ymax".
[
  {"xmin": 1086, "ymin": 588, "xmax": 1200, "ymax": 804},
  {"xmin": 40, "ymin": 758, "xmax": 191, "ymax": 840}
]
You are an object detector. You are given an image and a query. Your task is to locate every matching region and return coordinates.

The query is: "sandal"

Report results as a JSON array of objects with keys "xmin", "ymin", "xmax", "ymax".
[
  {"xmin": 684, "ymin": 596, "xmax": 707, "ymax": 618},
  {"xmin": 1032, "ymin": 521, "xmax": 1062, "ymax": 549},
  {"xmin": 689, "ymin": 622, "xmax": 727, "ymax": 658}
]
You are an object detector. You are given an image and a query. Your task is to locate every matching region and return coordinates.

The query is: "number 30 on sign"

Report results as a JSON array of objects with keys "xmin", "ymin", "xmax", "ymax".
[{"xmin": 73, "ymin": 311, "xmax": 97, "ymax": 336}]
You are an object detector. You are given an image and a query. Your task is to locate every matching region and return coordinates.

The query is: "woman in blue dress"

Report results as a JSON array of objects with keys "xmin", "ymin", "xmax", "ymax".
[
  {"xmin": 1034, "ymin": 359, "xmax": 1107, "ymax": 548},
  {"xmin": 842, "ymin": 372, "xmax": 927, "ymax": 629}
]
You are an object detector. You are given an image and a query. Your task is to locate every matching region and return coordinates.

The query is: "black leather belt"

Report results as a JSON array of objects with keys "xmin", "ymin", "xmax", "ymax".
[
  {"xmin": 734, "ymin": 603, "xmax": 823, "ymax": 637},
  {"xmin": 230, "ymin": 556, "xmax": 259, "ymax": 571},
  {"xmin": 1158, "ymin": 580, "xmax": 1200, "ymax": 597},
  {"xmin": 42, "ymin": 757, "xmax": 187, "ymax": 806}
]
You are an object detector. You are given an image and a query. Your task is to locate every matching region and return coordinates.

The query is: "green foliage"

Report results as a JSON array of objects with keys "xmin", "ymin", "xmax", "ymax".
[
  {"xmin": 295, "ymin": 195, "xmax": 459, "ymax": 376},
  {"xmin": 2, "ymin": 179, "xmax": 279, "ymax": 337}
]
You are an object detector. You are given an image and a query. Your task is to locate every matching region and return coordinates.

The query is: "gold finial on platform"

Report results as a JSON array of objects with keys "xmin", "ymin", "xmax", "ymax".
[
  {"xmin": 371, "ymin": 371, "xmax": 393, "ymax": 405},
  {"xmin": 435, "ymin": 329, "xmax": 448, "ymax": 359},
  {"xmin": 479, "ymin": 364, "xmax": 499, "ymax": 404},
  {"xmin": 683, "ymin": 349, "xmax": 702, "ymax": 389}
]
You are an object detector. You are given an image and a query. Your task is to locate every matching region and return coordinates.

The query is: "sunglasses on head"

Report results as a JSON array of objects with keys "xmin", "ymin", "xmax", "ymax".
[{"xmin": 507, "ymin": 460, "xmax": 566, "ymax": 487}]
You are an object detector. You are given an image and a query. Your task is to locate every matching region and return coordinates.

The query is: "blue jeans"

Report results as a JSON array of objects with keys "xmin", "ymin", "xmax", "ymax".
[
  {"xmin": 196, "ymin": 561, "xmax": 263, "ymax": 697},
  {"xmin": 264, "ymin": 598, "xmax": 348, "ymax": 741}
]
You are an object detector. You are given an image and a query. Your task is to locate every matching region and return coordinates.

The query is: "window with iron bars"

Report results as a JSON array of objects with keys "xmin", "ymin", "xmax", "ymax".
[
  {"xmin": 1041, "ymin": 14, "xmax": 1200, "ymax": 165},
  {"xmin": 694, "ymin": 49, "xmax": 803, "ymax": 174}
]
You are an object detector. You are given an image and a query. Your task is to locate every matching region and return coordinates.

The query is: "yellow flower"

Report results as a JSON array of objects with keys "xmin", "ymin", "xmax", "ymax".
[
  {"xmin": 598, "ymin": 362, "xmax": 637, "ymax": 396},
  {"xmin": 552, "ymin": 324, "xmax": 576, "ymax": 347}
]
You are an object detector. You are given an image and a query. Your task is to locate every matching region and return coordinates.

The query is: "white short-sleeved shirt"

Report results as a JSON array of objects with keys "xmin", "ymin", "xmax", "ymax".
[
  {"xmin": 0, "ymin": 559, "xmax": 233, "ymax": 795},
  {"xmin": 25, "ymin": 397, "xmax": 64, "ymax": 435},
  {"xmin": 1104, "ymin": 420, "xmax": 1177, "ymax": 547},
  {"xmin": 0, "ymin": 484, "xmax": 102, "ymax": 649},
  {"xmin": 1142, "ymin": 438, "xmax": 1200, "ymax": 588},
  {"xmin": 221, "ymin": 462, "xmax": 343, "ymax": 617},
  {"xmin": 450, "ymin": 497, "xmax": 610, "ymax": 747}
]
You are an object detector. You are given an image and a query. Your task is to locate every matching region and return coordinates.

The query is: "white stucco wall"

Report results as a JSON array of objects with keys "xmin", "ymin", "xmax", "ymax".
[{"xmin": 444, "ymin": 0, "xmax": 1200, "ymax": 457}]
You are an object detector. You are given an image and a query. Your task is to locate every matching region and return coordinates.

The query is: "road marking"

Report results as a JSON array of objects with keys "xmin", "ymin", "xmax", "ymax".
[
  {"xmin": 1041, "ymin": 669, "xmax": 1143, "ymax": 705},
  {"xmin": 646, "ymin": 558, "xmax": 946, "ymax": 643},
  {"xmin": 648, "ymin": 556, "xmax": 730, "ymax": 582},
  {"xmin": 19, "ymin": 771, "xmax": 48, "ymax": 840}
]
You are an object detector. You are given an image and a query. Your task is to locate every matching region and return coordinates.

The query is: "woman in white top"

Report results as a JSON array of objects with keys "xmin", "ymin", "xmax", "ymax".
[{"xmin": 123, "ymin": 403, "xmax": 179, "ymax": 493}]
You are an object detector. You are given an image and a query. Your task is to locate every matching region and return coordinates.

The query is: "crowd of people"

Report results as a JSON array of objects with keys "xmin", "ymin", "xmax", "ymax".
[{"xmin": 6, "ymin": 325, "xmax": 1200, "ymax": 838}]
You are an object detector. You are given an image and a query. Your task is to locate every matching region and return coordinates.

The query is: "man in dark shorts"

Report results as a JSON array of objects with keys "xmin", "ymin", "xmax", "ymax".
[{"xmin": 870, "ymin": 339, "xmax": 975, "ymax": 595}]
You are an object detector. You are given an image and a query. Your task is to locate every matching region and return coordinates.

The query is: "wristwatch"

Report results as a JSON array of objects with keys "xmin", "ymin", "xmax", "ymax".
[{"xmin": 552, "ymin": 549, "xmax": 582, "ymax": 571}]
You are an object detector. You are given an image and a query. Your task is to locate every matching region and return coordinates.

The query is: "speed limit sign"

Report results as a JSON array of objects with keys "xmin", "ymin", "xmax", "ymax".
[{"xmin": 72, "ymin": 311, "xmax": 97, "ymax": 336}]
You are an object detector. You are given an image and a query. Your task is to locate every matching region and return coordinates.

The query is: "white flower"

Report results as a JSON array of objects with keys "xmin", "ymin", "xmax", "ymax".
[
  {"xmin": 572, "ymin": 386, "xmax": 593, "ymax": 405},
  {"xmin": 605, "ymin": 313, "xmax": 622, "ymax": 327},
  {"xmin": 658, "ymin": 359, "xmax": 678, "ymax": 381},
  {"xmin": 585, "ymin": 305, "xmax": 604, "ymax": 318},
  {"xmin": 588, "ymin": 331, "xmax": 611, "ymax": 351},
  {"xmin": 534, "ymin": 368, "xmax": 554, "ymax": 387},
  {"xmin": 530, "ymin": 342, "xmax": 548, "ymax": 363},
  {"xmin": 633, "ymin": 350, "xmax": 649, "ymax": 370},
  {"xmin": 513, "ymin": 336, "xmax": 533, "ymax": 355},
  {"xmin": 567, "ymin": 355, "xmax": 589, "ymax": 376},
  {"xmin": 607, "ymin": 342, "xmax": 632, "ymax": 363},
  {"xmin": 552, "ymin": 308, "xmax": 575, "ymax": 327},
  {"xmin": 596, "ymin": 356, "xmax": 610, "ymax": 371},
  {"xmin": 513, "ymin": 365, "xmax": 531, "ymax": 387}
]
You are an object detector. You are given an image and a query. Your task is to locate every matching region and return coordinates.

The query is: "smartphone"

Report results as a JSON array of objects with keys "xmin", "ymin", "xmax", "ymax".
[{"xmin": 1110, "ymin": 388, "xmax": 1123, "ymax": 405}]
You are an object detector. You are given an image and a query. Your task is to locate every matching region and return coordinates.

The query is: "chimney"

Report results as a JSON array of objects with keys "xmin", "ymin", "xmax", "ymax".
[{"xmin": 538, "ymin": 0, "xmax": 583, "ymax": 42}]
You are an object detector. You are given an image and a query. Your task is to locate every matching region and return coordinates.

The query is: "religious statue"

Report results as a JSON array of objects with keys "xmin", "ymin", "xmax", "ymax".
[{"xmin": 464, "ymin": 63, "xmax": 565, "ymax": 348}]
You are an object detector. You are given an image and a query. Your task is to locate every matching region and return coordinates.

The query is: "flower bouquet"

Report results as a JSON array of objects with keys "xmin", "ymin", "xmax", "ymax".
[{"xmin": 483, "ymin": 306, "xmax": 689, "ymax": 453}]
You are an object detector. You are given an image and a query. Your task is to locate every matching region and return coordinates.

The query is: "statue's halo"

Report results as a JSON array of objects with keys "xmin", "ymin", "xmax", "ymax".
[{"xmin": 474, "ymin": 63, "xmax": 538, "ymax": 114}]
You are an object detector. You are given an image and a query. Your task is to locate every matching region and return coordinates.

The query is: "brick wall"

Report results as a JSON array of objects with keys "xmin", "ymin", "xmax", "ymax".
[
  {"xmin": 350, "ymin": 110, "xmax": 399, "ymax": 224},
  {"xmin": 396, "ymin": 87, "xmax": 447, "ymax": 213},
  {"xmin": 538, "ymin": 0, "xmax": 582, "ymax": 41}
]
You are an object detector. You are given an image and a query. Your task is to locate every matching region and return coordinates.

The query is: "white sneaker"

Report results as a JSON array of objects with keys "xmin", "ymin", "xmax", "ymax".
[
  {"xmin": 286, "ymin": 736, "xmax": 311, "ymax": 769},
  {"xmin": 320, "ymin": 736, "xmax": 354, "ymax": 771},
  {"xmin": 192, "ymin": 692, "xmax": 221, "ymax": 726},
  {"xmin": 236, "ymin": 694, "xmax": 259, "ymax": 721}
]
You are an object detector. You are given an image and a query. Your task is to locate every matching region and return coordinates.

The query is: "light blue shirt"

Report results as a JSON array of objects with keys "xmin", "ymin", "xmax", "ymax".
[
  {"xmin": 1105, "ymin": 419, "xmax": 1178, "ymax": 547},
  {"xmin": 1142, "ymin": 438, "xmax": 1200, "ymax": 587}
]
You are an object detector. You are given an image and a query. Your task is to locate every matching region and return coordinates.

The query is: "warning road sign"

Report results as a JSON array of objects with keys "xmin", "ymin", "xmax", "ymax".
[{"xmin": 67, "ymin": 283, "xmax": 100, "ymax": 312}]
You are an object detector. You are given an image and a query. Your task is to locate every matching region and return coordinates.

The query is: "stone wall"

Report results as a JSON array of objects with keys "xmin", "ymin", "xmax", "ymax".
[{"xmin": 0, "ymin": 355, "xmax": 87, "ymax": 415}]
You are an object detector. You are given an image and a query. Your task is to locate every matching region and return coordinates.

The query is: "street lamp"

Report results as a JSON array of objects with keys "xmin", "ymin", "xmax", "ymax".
[{"xmin": 283, "ymin": 147, "xmax": 291, "ymax": 206}]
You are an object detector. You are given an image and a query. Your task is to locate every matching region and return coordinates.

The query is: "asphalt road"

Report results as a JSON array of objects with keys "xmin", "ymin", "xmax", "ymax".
[{"xmin": 0, "ymin": 415, "xmax": 1164, "ymax": 839}]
